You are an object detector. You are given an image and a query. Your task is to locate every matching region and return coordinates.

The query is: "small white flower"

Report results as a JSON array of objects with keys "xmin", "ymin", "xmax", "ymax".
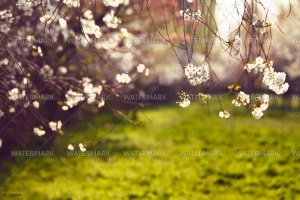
[
  {"xmin": 65, "ymin": 90, "xmax": 85, "ymax": 108},
  {"xmin": 0, "ymin": 138, "xmax": 2, "ymax": 148},
  {"xmin": 49, "ymin": 121, "xmax": 62, "ymax": 131},
  {"xmin": 83, "ymin": 83, "xmax": 94, "ymax": 94},
  {"xmin": 83, "ymin": 10, "xmax": 93, "ymax": 20},
  {"xmin": 23, "ymin": 78, "xmax": 28, "ymax": 85},
  {"xmin": 219, "ymin": 110, "xmax": 230, "ymax": 119},
  {"xmin": 137, "ymin": 64, "xmax": 145, "ymax": 73},
  {"xmin": 232, "ymin": 99, "xmax": 241, "ymax": 107},
  {"xmin": 260, "ymin": 103, "xmax": 269, "ymax": 111},
  {"xmin": 184, "ymin": 63, "xmax": 209, "ymax": 86},
  {"xmin": 8, "ymin": 88, "xmax": 20, "ymax": 101},
  {"xmin": 103, "ymin": 10, "xmax": 121, "ymax": 29},
  {"xmin": 33, "ymin": 127, "xmax": 46, "ymax": 136},
  {"xmin": 79, "ymin": 143, "xmax": 86, "ymax": 152},
  {"xmin": 33, "ymin": 101, "xmax": 39, "ymax": 109},
  {"xmin": 178, "ymin": 99, "xmax": 191, "ymax": 108},
  {"xmin": 232, "ymin": 91, "xmax": 250, "ymax": 107},
  {"xmin": 59, "ymin": 18, "xmax": 67, "ymax": 28},
  {"xmin": 252, "ymin": 107, "xmax": 264, "ymax": 119},
  {"xmin": 40, "ymin": 64, "xmax": 54, "ymax": 77},
  {"xmin": 62, "ymin": 105, "xmax": 69, "ymax": 111},
  {"xmin": 58, "ymin": 66, "xmax": 68, "ymax": 75},
  {"xmin": 67, "ymin": 144, "xmax": 74, "ymax": 151},
  {"xmin": 116, "ymin": 73, "xmax": 131, "ymax": 84},
  {"xmin": 9, "ymin": 107, "xmax": 15, "ymax": 113},
  {"xmin": 98, "ymin": 99, "xmax": 105, "ymax": 108},
  {"xmin": 145, "ymin": 68, "xmax": 150, "ymax": 76}
]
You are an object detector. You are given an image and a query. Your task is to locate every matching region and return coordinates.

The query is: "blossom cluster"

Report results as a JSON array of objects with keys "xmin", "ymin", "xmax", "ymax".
[
  {"xmin": 103, "ymin": 10, "xmax": 122, "ymax": 29},
  {"xmin": 81, "ymin": 10, "xmax": 102, "ymax": 38},
  {"xmin": 0, "ymin": 9, "xmax": 13, "ymax": 33},
  {"xmin": 176, "ymin": 91, "xmax": 191, "ymax": 108},
  {"xmin": 136, "ymin": 64, "xmax": 150, "ymax": 76},
  {"xmin": 251, "ymin": 94, "xmax": 269, "ymax": 119},
  {"xmin": 245, "ymin": 57, "xmax": 289, "ymax": 94},
  {"xmin": 219, "ymin": 110, "xmax": 230, "ymax": 119},
  {"xmin": 232, "ymin": 91, "xmax": 250, "ymax": 107},
  {"xmin": 63, "ymin": 77, "xmax": 104, "ymax": 110},
  {"xmin": 184, "ymin": 63, "xmax": 210, "ymax": 86},
  {"xmin": 116, "ymin": 73, "xmax": 131, "ymax": 84}
]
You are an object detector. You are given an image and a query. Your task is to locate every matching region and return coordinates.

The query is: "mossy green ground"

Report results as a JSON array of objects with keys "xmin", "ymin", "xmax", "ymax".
[{"xmin": 1, "ymin": 98, "xmax": 300, "ymax": 199}]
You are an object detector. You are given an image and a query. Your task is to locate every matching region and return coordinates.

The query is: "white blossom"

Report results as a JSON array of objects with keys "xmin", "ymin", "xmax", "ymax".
[
  {"xmin": 49, "ymin": 121, "xmax": 62, "ymax": 131},
  {"xmin": 184, "ymin": 63, "xmax": 209, "ymax": 86},
  {"xmin": 23, "ymin": 78, "xmax": 28, "ymax": 85},
  {"xmin": 137, "ymin": 64, "xmax": 146, "ymax": 73},
  {"xmin": 232, "ymin": 91, "xmax": 250, "ymax": 107},
  {"xmin": 62, "ymin": 105, "xmax": 69, "ymax": 111},
  {"xmin": 82, "ymin": 79, "xmax": 103, "ymax": 104},
  {"xmin": 83, "ymin": 10, "xmax": 93, "ymax": 20},
  {"xmin": 219, "ymin": 110, "xmax": 230, "ymax": 119},
  {"xmin": 33, "ymin": 127, "xmax": 45, "ymax": 136},
  {"xmin": 41, "ymin": 65, "xmax": 54, "ymax": 77},
  {"xmin": 33, "ymin": 101, "xmax": 39, "ymax": 109},
  {"xmin": 8, "ymin": 88, "xmax": 25, "ymax": 101},
  {"xmin": 98, "ymin": 99, "xmax": 105, "ymax": 108},
  {"xmin": 244, "ymin": 56, "xmax": 266, "ymax": 73},
  {"xmin": 81, "ymin": 14, "xmax": 102, "ymax": 38},
  {"xmin": 68, "ymin": 144, "xmax": 74, "ymax": 151},
  {"xmin": 59, "ymin": 18, "xmax": 67, "ymax": 29},
  {"xmin": 79, "ymin": 143, "xmax": 86, "ymax": 152},
  {"xmin": 262, "ymin": 69, "xmax": 289, "ymax": 94},
  {"xmin": 65, "ymin": 90, "xmax": 85, "ymax": 108},
  {"xmin": 103, "ymin": 10, "xmax": 122, "ymax": 29},
  {"xmin": 178, "ymin": 99, "xmax": 191, "ymax": 108},
  {"xmin": 116, "ymin": 73, "xmax": 131, "ymax": 84},
  {"xmin": 251, "ymin": 94, "xmax": 269, "ymax": 119},
  {"xmin": 252, "ymin": 107, "xmax": 264, "ymax": 119},
  {"xmin": 0, "ymin": 58, "xmax": 9, "ymax": 66},
  {"xmin": 177, "ymin": 91, "xmax": 191, "ymax": 108},
  {"xmin": 58, "ymin": 66, "xmax": 68, "ymax": 75},
  {"xmin": 145, "ymin": 68, "xmax": 150, "ymax": 76},
  {"xmin": 245, "ymin": 58, "xmax": 289, "ymax": 95}
]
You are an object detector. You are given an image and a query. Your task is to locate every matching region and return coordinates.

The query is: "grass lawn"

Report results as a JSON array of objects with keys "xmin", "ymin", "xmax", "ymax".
[{"xmin": 1, "ymin": 97, "xmax": 300, "ymax": 199}]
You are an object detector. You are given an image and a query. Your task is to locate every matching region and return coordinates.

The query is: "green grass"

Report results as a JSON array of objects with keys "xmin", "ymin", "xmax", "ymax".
[{"xmin": 1, "ymin": 99, "xmax": 300, "ymax": 199}]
